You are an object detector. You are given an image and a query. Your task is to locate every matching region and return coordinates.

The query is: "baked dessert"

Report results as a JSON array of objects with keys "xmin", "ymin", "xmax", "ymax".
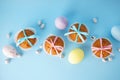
[
  {"xmin": 15, "ymin": 29, "xmax": 37, "ymax": 50},
  {"xmin": 91, "ymin": 38, "xmax": 112, "ymax": 61},
  {"xmin": 64, "ymin": 23, "xmax": 88, "ymax": 44},
  {"xmin": 43, "ymin": 35, "xmax": 64, "ymax": 57}
]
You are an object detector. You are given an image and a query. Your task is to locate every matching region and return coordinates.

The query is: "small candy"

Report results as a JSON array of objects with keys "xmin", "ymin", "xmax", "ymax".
[
  {"xmin": 35, "ymin": 49, "xmax": 41, "ymax": 54},
  {"xmin": 102, "ymin": 58, "xmax": 107, "ymax": 62},
  {"xmin": 38, "ymin": 20, "xmax": 45, "ymax": 29},
  {"xmin": 39, "ymin": 45, "xmax": 43, "ymax": 49},
  {"xmin": 108, "ymin": 57, "xmax": 112, "ymax": 61},
  {"xmin": 111, "ymin": 26, "xmax": 120, "ymax": 41},
  {"xmin": 55, "ymin": 16, "xmax": 68, "ymax": 30},
  {"xmin": 90, "ymin": 36, "xmax": 96, "ymax": 40},
  {"xmin": 68, "ymin": 48, "xmax": 84, "ymax": 64},
  {"xmin": 118, "ymin": 48, "xmax": 120, "ymax": 52},
  {"xmin": 38, "ymin": 20, "xmax": 42, "ymax": 25},
  {"xmin": 60, "ymin": 54, "xmax": 64, "ymax": 58},
  {"xmin": 17, "ymin": 54, "xmax": 22, "ymax": 58},
  {"xmin": 6, "ymin": 32, "xmax": 11, "ymax": 39},
  {"xmin": 5, "ymin": 58, "xmax": 11, "ymax": 64},
  {"xmin": 40, "ymin": 24, "xmax": 45, "ymax": 29},
  {"xmin": 92, "ymin": 18, "xmax": 98, "ymax": 23}
]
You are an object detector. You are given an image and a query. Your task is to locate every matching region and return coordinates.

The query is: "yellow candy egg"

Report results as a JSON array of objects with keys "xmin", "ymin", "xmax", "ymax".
[{"xmin": 68, "ymin": 48, "xmax": 84, "ymax": 64}]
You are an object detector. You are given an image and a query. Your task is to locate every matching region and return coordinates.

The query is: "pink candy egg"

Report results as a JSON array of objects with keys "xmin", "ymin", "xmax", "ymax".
[{"xmin": 55, "ymin": 16, "xmax": 68, "ymax": 30}]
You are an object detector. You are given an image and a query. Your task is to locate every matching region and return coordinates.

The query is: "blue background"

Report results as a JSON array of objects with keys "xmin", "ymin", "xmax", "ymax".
[{"xmin": 0, "ymin": 0, "xmax": 120, "ymax": 80}]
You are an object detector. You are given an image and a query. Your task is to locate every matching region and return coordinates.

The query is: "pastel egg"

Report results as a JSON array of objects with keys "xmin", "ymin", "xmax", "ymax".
[
  {"xmin": 55, "ymin": 16, "xmax": 68, "ymax": 30},
  {"xmin": 111, "ymin": 26, "xmax": 120, "ymax": 41},
  {"xmin": 2, "ymin": 45, "xmax": 19, "ymax": 58},
  {"xmin": 68, "ymin": 48, "xmax": 84, "ymax": 64}
]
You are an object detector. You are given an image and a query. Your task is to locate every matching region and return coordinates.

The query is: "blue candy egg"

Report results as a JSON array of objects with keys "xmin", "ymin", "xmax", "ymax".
[{"xmin": 111, "ymin": 26, "xmax": 120, "ymax": 41}]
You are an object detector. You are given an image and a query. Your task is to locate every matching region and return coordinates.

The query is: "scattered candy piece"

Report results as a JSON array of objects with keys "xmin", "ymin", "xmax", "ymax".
[
  {"xmin": 92, "ymin": 18, "xmax": 98, "ymax": 23},
  {"xmin": 17, "ymin": 54, "xmax": 22, "ymax": 58},
  {"xmin": 6, "ymin": 32, "xmax": 11, "ymax": 39},
  {"xmin": 108, "ymin": 57, "xmax": 112, "ymax": 61},
  {"xmin": 102, "ymin": 58, "xmax": 107, "ymax": 62},
  {"xmin": 60, "ymin": 54, "xmax": 64, "ymax": 58},
  {"xmin": 5, "ymin": 58, "xmax": 11, "ymax": 64},
  {"xmin": 90, "ymin": 36, "xmax": 96, "ymax": 40},
  {"xmin": 38, "ymin": 20, "xmax": 42, "ymax": 25},
  {"xmin": 39, "ymin": 45, "xmax": 43, "ymax": 49},
  {"xmin": 40, "ymin": 24, "xmax": 45, "ymax": 29},
  {"xmin": 118, "ymin": 48, "xmax": 120, "ymax": 52},
  {"xmin": 55, "ymin": 16, "xmax": 68, "ymax": 30},
  {"xmin": 38, "ymin": 20, "xmax": 45, "ymax": 29},
  {"xmin": 111, "ymin": 26, "xmax": 120, "ymax": 41},
  {"xmin": 35, "ymin": 49, "xmax": 41, "ymax": 54}
]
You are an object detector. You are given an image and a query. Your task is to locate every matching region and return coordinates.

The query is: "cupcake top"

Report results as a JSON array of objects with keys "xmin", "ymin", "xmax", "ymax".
[
  {"xmin": 43, "ymin": 35, "xmax": 64, "ymax": 56},
  {"xmin": 64, "ymin": 23, "xmax": 88, "ymax": 44},
  {"xmin": 15, "ymin": 29, "xmax": 37, "ymax": 50},
  {"xmin": 91, "ymin": 38, "xmax": 112, "ymax": 58}
]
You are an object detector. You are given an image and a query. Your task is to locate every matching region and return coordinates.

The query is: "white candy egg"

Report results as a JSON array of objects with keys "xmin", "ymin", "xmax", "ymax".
[
  {"xmin": 111, "ymin": 26, "xmax": 120, "ymax": 41},
  {"xmin": 2, "ymin": 45, "xmax": 19, "ymax": 58}
]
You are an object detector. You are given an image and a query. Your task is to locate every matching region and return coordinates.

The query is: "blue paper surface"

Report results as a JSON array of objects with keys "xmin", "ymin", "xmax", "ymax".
[{"xmin": 0, "ymin": 0, "xmax": 120, "ymax": 80}]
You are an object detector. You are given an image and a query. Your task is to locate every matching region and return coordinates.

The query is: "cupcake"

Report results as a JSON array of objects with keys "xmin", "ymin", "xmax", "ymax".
[
  {"xmin": 91, "ymin": 38, "xmax": 113, "ymax": 62},
  {"xmin": 43, "ymin": 35, "xmax": 64, "ymax": 57},
  {"xmin": 15, "ymin": 28, "xmax": 37, "ymax": 50},
  {"xmin": 64, "ymin": 23, "xmax": 89, "ymax": 44}
]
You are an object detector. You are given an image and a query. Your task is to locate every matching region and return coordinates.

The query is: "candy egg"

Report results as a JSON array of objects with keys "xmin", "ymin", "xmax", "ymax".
[
  {"xmin": 55, "ymin": 16, "xmax": 68, "ymax": 30},
  {"xmin": 111, "ymin": 26, "xmax": 120, "ymax": 41},
  {"xmin": 68, "ymin": 48, "xmax": 84, "ymax": 64},
  {"xmin": 2, "ymin": 45, "xmax": 20, "ymax": 58},
  {"xmin": 2, "ymin": 45, "xmax": 21, "ymax": 64}
]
